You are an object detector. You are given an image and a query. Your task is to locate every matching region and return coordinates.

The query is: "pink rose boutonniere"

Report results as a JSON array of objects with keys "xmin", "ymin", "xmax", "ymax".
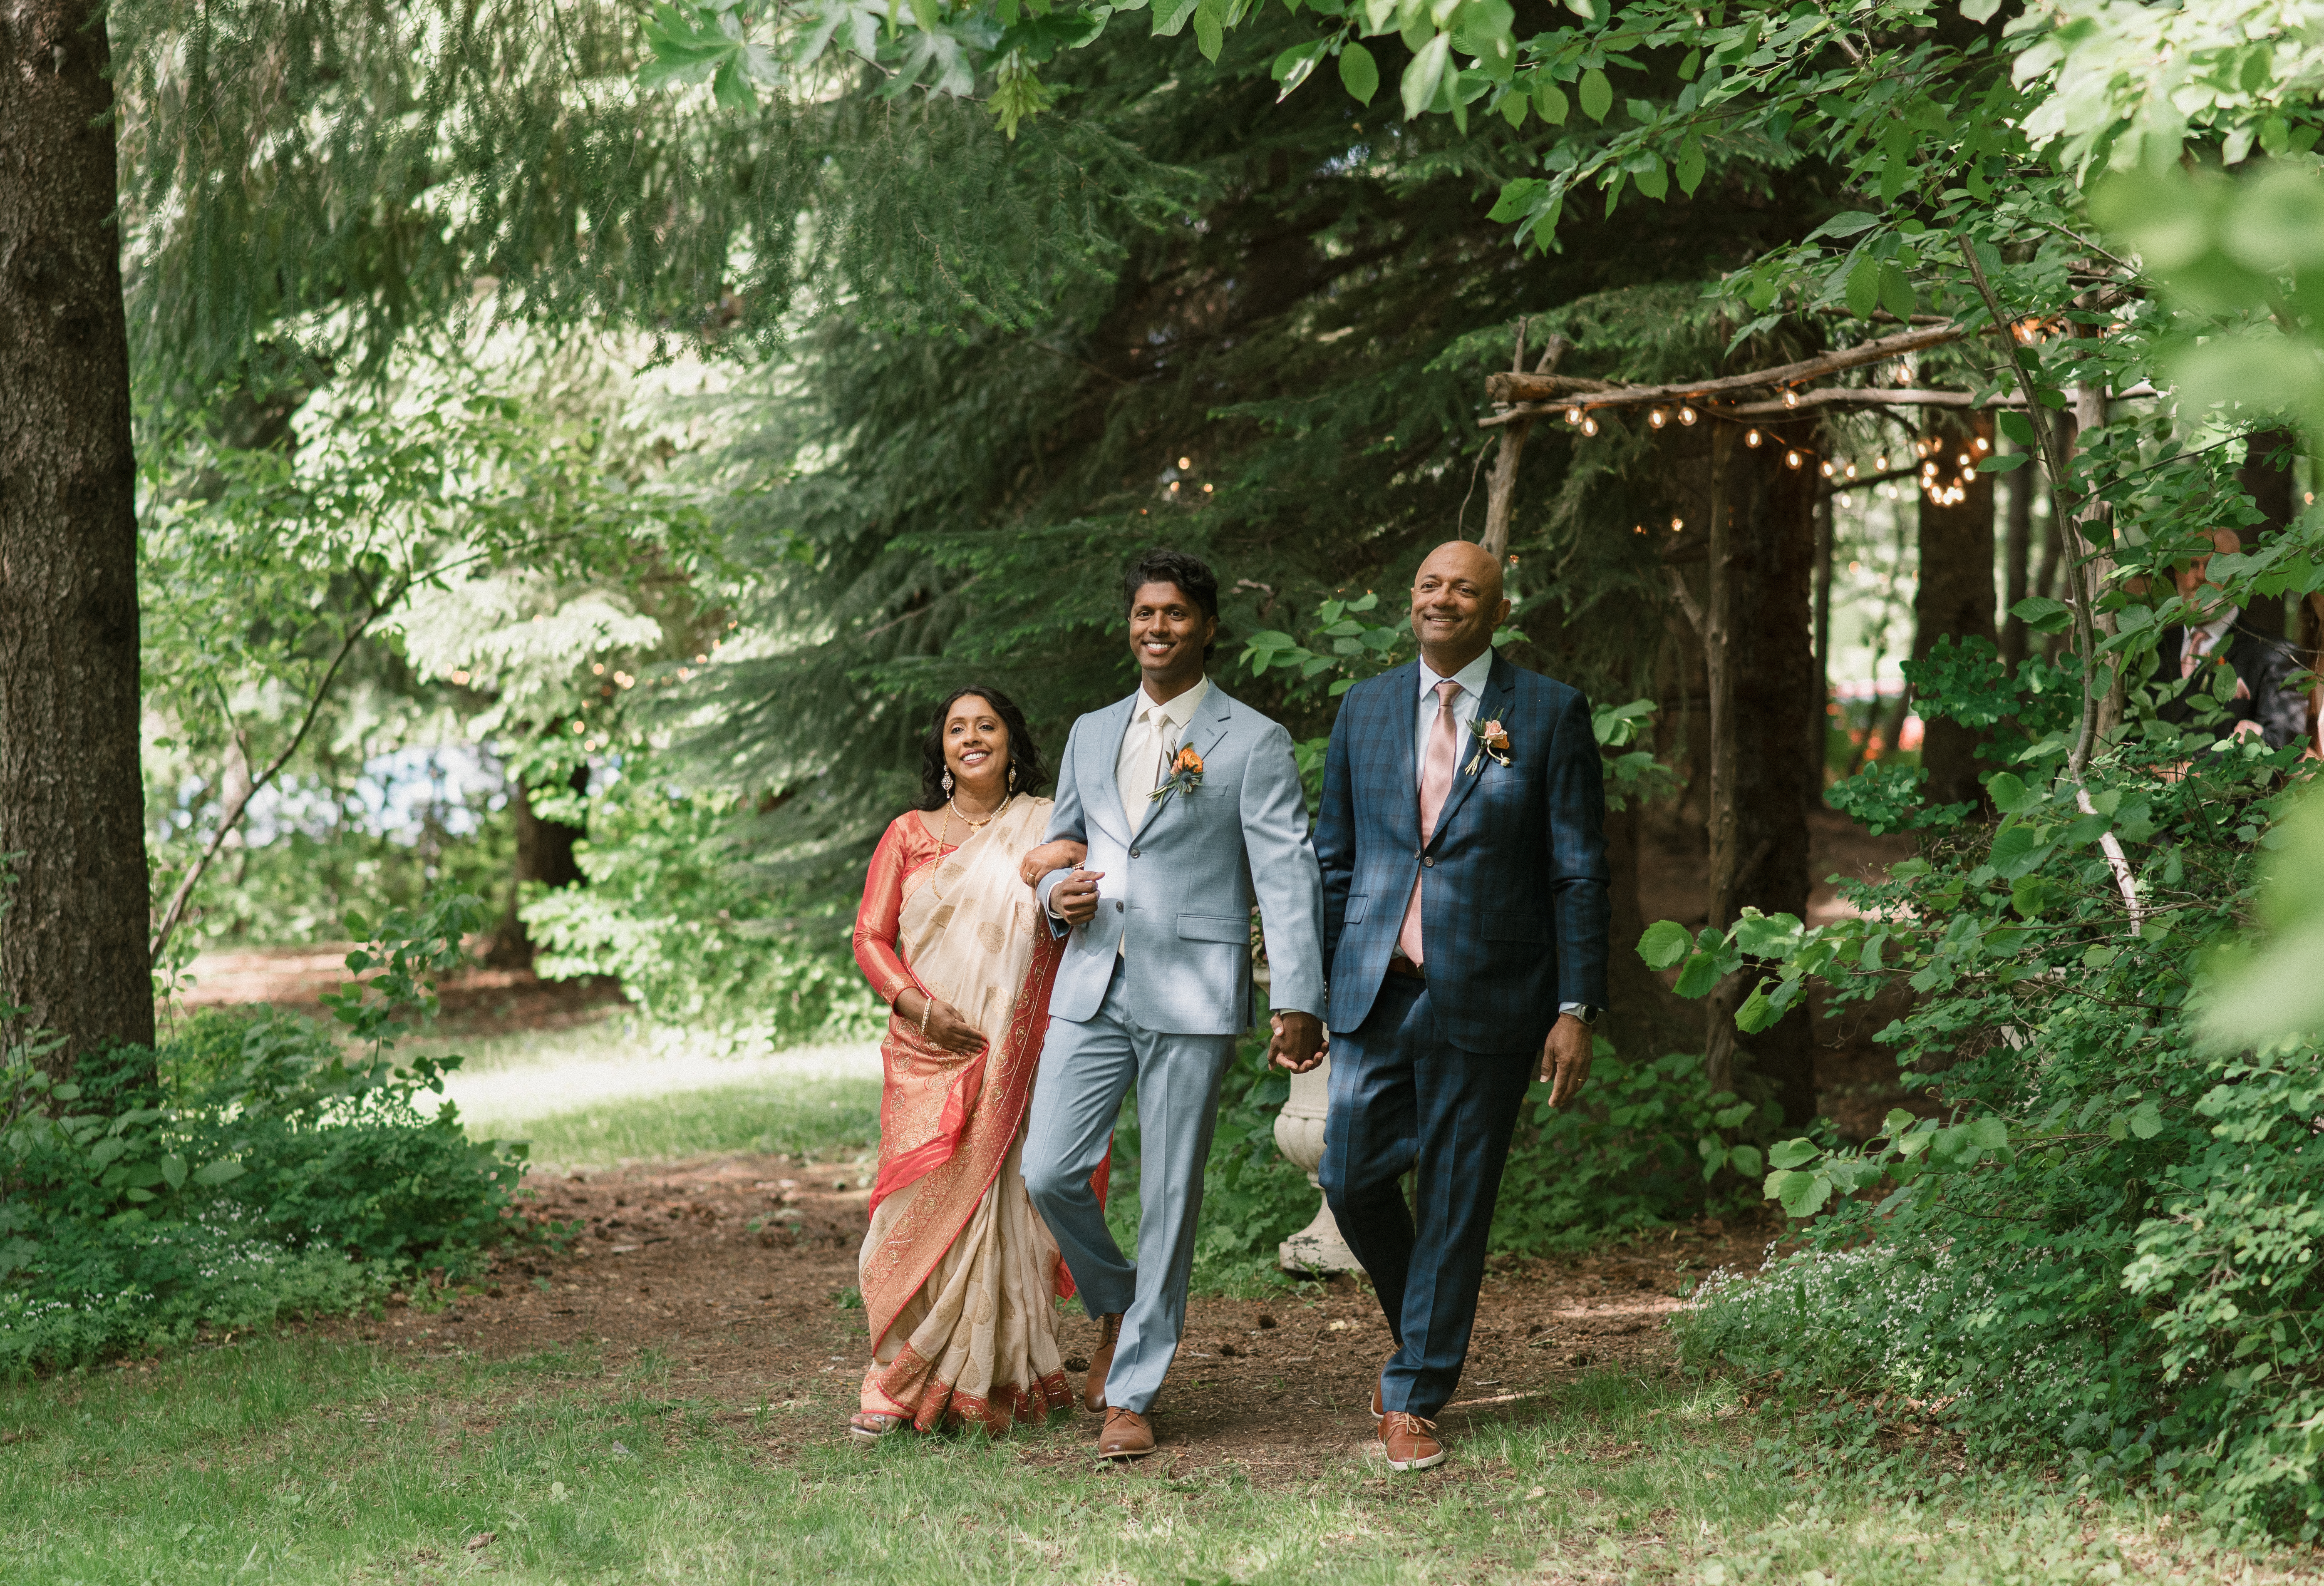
[{"xmin": 1463, "ymin": 717, "xmax": 1513, "ymax": 775}]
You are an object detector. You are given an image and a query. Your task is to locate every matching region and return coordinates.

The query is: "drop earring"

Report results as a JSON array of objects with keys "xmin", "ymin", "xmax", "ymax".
[
  {"xmin": 942, "ymin": 769, "xmax": 955, "ymax": 793},
  {"xmin": 1007, "ymin": 763, "xmax": 1017, "ymax": 789}
]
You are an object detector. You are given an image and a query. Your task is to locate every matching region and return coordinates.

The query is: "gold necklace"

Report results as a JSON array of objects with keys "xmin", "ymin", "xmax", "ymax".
[{"xmin": 930, "ymin": 791, "xmax": 1010, "ymax": 900}]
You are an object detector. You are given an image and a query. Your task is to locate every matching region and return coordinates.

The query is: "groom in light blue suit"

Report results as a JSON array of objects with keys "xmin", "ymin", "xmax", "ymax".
[{"xmin": 1022, "ymin": 549, "xmax": 1325, "ymax": 1461}]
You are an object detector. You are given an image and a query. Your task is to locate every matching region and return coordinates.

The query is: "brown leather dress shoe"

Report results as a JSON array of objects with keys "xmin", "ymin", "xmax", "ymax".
[
  {"xmin": 1097, "ymin": 1407, "xmax": 1156, "ymax": 1459},
  {"xmin": 1379, "ymin": 1411, "xmax": 1446, "ymax": 1472},
  {"xmin": 1083, "ymin": 1313, "xmax": 1123, "ymax": 1412}
]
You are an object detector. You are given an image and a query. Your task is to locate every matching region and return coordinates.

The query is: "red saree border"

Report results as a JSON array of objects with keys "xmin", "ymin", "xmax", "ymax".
[{"xmin": 869, "ymin": 1343, "xmax": 1074, "ymax": 1437}]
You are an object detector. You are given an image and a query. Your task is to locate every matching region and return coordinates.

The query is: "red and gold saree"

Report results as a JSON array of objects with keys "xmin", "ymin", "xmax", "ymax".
[{"xmin": 849, "ymin": 797, "xmax": 1076, "ymax": 1434}]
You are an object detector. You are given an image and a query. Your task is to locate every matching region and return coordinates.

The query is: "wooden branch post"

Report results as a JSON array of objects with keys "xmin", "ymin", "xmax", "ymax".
[{"xmin": 1479, "ymin": 332, "xmax": 1568, "ymax": 559}]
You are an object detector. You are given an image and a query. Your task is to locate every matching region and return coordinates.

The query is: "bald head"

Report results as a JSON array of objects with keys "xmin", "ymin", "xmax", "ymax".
[{"xmin": 1410, "ymin": 540, "xmax": 1512, "ymax": 673}]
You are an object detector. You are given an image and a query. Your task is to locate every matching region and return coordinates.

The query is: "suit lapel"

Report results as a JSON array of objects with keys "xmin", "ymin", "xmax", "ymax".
[
  {"xmin": 1427, "ymin": 652, "xmax": 1515, "ymax": 846},
  {"xmin": 1083, "ymin": 693, "xmax": 1139, "ymax": 845},
  {"xmin": 1388, "ymin": 661, "xmax": 1421, "ymax": 842},
  {"xmin": 1131, "ymin": 680, "xmax": 1230, "ymax": 840}
]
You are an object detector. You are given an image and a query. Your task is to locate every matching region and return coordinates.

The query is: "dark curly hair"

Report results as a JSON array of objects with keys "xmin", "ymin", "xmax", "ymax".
[
  {"xmin": 915, "ymin": 685, "xmax": 1047, "ymax": 812},
  {"xmin": 1123, "ymin": 547, "xmax": 1220, "ymax": 660}
]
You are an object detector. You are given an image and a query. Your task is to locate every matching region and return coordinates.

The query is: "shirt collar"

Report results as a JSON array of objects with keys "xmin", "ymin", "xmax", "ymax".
[
  {"xmin": 1136, "ymin": 674, "xmax": 1210, "ymax": 728},
  {"xmin": 1419, "ymin": 649, "xmax": 1496, "ymax": 699}
]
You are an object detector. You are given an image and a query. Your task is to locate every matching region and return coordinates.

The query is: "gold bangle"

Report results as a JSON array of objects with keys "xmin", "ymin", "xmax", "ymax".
[{"xmin": 919, "ymin": 992, "xmax": 933, "ymax": 1036}]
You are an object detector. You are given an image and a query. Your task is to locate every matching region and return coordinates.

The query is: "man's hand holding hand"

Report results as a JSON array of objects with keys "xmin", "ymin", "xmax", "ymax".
[
  {"xmin": 1539, "ymin": 1014, "xmax": 1594, "ymax": 1107},
  {"xmin": 1268, "ymin": 1010, "xmax": 1327, "ymax": 1073},
  {"xmin": 1051, "ymin": 869, "xmax": 1104, "ymax": 926}
]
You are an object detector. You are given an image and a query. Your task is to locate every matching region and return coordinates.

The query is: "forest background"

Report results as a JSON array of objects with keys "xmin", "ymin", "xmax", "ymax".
[{"xmin": 13, "ymin": 0, "xmax": 2324, "ymax": 1558}]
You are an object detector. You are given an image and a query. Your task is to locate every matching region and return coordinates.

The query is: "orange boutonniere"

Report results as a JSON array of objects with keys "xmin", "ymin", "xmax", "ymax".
[
  {"xmin": 1150, "ymin": 744, "xmax": 1205, "ymax": 806},
  {"xmin": 1463, "ymin": 717, "xmax": 1513, "ymax": 775}
]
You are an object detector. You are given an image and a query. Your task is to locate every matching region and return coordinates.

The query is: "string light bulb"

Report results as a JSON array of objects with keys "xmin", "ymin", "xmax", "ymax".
[
  {"xmin": 1178, "ymin": 456, "xmax": 1191, "ymax": 469},
  {"xmin": 1679, "ymin": 405, "xmax": 1699, "ymax": 425},
  {"xmin": 1785, "ymin": 450, "xmax": 1803, "ymax": 469},
  {"xmin": 1634, "ymin": 524, "xmax": 1646, "ymax": 534},
  {"xmin": 1649, "ymin": 408, "xmax": 1668, "ymax": 429},
  {"xmin": 1581, "ymin": 414, "xmax": 1599, "ymax": 436},
  {"xmin": 1844, "ymin": 462, "xmax": 1858, "ymax": 479},
  {"xmin": 1876, "ymin": 454, "xmax": 1890, "ymax": 469},
  {"xmin": 1974, "ymin": 437, "xmax": 1989, "ymax": 453},
  {"xmin": 1819, "ymin": 459, "xmax": 1835, "ymax": 478},
  {"xmin": 1670, "ymin": 517, "xmax": 1684, "ymax": 531},
  {"xmin": 1565, "ymin": 406, "xmax": 1583, "ymax": 425},
  {"xmin": 1782, "ymin": 388, "xmax": 1800, "ymax": 409},
  {"xmin": 1746, "ymin": 429, "xmax": 1763, "ymax": 448}
]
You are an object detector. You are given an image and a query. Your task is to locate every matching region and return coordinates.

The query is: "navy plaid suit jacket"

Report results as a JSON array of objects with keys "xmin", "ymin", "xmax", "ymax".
[{"xmin": 1314, "ymin": 653, "xmax": 1611, "ymax": 1054}]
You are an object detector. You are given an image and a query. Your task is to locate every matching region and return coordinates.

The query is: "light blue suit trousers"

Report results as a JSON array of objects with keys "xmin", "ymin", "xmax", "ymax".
[{"xmin": 1022, "ymin": 963, "xmax": 1235, "ymax": 1415}]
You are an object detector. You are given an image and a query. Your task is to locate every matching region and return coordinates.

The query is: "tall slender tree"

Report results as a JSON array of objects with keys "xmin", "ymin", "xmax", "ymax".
[{"xmin": 0, "ymin": 0, "xmax": 154, "ymax": 1064}]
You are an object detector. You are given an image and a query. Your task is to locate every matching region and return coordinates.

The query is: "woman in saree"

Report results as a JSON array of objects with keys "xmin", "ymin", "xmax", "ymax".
[{"xmin": 847, "ymin": 684, "xmax": 1091, "ymax": 1440}]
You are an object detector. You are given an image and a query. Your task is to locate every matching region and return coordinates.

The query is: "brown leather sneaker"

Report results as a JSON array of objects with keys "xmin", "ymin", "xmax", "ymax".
[
  {"xmin": 1380, "ymin": 1411, "xmax": 1446, "ymax": 1472},
  {"xmin": 1082, "ymin": 1313, "xmax": 1123, "ymax": 1412},
  {"xmin": 1097, "ymin": 1407, "xmax": 1156, "ymax": 1459}
]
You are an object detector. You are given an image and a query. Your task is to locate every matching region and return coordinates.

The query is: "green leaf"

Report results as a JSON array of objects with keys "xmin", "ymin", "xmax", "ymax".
[
  {"xmin": 2011, "ymin": 596, "xmax": 2072, "ymax": 633},
  {"xmin": 193, "ymin": 1159, "xmax": 247, "ymax": 1186},
  {"xmin": 1675, "ymin": 137, "xmax": 1706, "ymax": 196},
  {"xmin": 2127, "ymin": 1100, "xmax": 2164, "ymax": 1139},
  {"xmin": 1499, "ymin": 89, "xmax": 1528, "ymax": 127},
  {"xmin": 1192, "ymin": 7, "xmax": 1223, "ymax": 60},
  {"xmin": 1845, "ymin": 258, "xmax": 1880, "ymax": 320},
  {"xmin": 1977, "ymin": 452, "xmax": 2031, "ymax": 472},
  {"xmin": 1577, "ymin": 67, "xmax": 1612, "ymax": 123},
  {"xmin": 1767, "ymin": 1169, "xmax": 1833, "ymax": 1219},
  {"xmin": 1816, "ymin": 211, "xmax": 1880, "ymax": 239},
  {"xmin": 1878, "ymin": 262, "xmax": 1916, "ymax": 321},
  {"xmin": 1401, "ymin": 32, "xmax": 1451, "ymax": 122},
  {"xmin": 1672, "ymin": 949, "xmax": 1724, "ymax": 999},
  {"xmin": 1637, "ymin": 919, "xmax": 1694, "ymax": 970},
  {"xmin": 1769, "ymin": 1138, "xmax": 1820, "ymax": 1170},
  {"xmin": 1961, "ymin": 0, "xmax": 2001, "ymax": 19},
  {"xmin": 1633, "ymin": 154, "xmax": 1668, "ymax": 201},
  {"xmin": 1997, "ymin": 411, "xmax": 2036, "ymax": 446},
  {"xmin": 1730, "ymin": 910, "xmax": 1804, "ymax": 958},
  {"xmin": 160, "ymin": 1154, "xmax": 187, "ymax": 1191},
  {"xmin": 1727, "ymin": 1144, "xmax": 1763, "ymax": 1178},
  {"xmin": 1967, "ymin": 1117, "xmax": 2008, "ymax": 1151},
  {"xmin": 1985, "ymin": 771, "xmax": 2036, "ymax": 814},
  {"xmin": 1533, "ymin": 79, "xmax": 1568, "ymax": 124},
  {"xmin": 1733, "ymin": 980, "xmax": 1776, "ymax": 1033}
]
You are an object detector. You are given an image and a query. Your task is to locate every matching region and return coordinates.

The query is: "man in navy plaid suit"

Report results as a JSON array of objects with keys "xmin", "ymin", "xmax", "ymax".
[{"xmin": 1309, "ymin": 540, "xmax": 1610, "ymax": 1472}]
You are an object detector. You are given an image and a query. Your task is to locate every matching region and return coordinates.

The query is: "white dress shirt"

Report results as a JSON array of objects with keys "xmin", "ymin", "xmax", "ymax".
[
  {"xmin": 1049, "ymin": 676, "xmax": 1213, "ymax": 946},
  {"xmin": 1416, "ymin": 648, "xmax": 1590, "ymax": 1020},
  {"xmin": 1415, "ymin": 649, "xmax": 1496, "ymax": 782},
  {"xmin": 1119, "ymin": 675, "xmax": 1211, "ymax": 832}
]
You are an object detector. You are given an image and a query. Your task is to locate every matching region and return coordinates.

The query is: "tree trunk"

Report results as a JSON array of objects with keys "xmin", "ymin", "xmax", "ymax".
[
  {"xmin": 1999, "ymin": 440, "xmax": 2034, "ymax": 668},
  {"xmin": 1703, "ymin": 420, "xmax": 1817, "ymax": 1127},
  {"xmin": 488, "ymin": 765, "xmax": 590, "ymax": 967},
  {"xmin": 1601, "ymin": 801, "xmax": 1695, "ymax": 1063},
  {"xmin": 2236, "ymin": 429, "xmax": 2299, "ymax": 639},
  {"xmin": 1811, "ymin": 490, "xmax": 1834, "ymax": 793},
  {"xmin": 1913, "ymin": 412, "xmax": 1998, "ymax": 808},
  {"xmin": 0, "ymin": 0, "xmax": 154, "ymax": 1070}
]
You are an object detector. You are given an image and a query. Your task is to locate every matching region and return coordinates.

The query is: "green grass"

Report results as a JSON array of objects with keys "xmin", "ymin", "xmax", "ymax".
[
  {"xmin": 502, "ymin": 1076, "xmax": 882, "ymax": 1167},
  {"xmin": 0, "ymin": 1334, "xmax": 2291, "ymax": 1585}
]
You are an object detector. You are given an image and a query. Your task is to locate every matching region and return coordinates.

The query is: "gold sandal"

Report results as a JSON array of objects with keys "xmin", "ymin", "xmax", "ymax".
[{"xmin": 848, "ymin": 1411, "xmax": 907, "ymax": 1441}]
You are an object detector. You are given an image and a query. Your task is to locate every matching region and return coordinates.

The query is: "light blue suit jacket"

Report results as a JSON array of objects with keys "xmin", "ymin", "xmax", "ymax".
[{"xmin": 1034, "ymin": 681, "xmax": 1325, "ymax": 1035}]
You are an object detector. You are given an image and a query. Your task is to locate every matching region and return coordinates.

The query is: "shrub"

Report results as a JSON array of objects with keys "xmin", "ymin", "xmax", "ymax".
[
  {"xmin": 0, "ymin": 896, "xmax": 530, "ymax": 1373},
  {"xmin": 1657, "ymin": 651, "xmax": 2324, "ymax": 1540}
]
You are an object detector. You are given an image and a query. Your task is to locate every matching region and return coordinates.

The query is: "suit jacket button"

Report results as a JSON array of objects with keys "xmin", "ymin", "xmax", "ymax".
[
  {"xmin": 1115, "ymin": 901, "xmax": 1124, "ymax": 912},
  {"xmin": 1130, "ymin": 848, "xmax": 1140, "ymax": 858},
  {"xmin": 1423, "ymin": 856, "xmax": 1435, "ymax": 869}
]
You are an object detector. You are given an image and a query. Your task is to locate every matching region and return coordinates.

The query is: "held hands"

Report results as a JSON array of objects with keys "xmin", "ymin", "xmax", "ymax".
[
  {"xmin": 1538, "ymin": 1014, "xmax": 1594, "ymax": 1107},
  {"xmin": 1017, "ymin": 839, "xmax": 1089, "ymax": 888},
  {"xmin": 1268, "ymin": 1010, "xmax": 1327, "ymax": 1074},
  {"xmin": 898, "ymin": 989, "xmax": 986, "ymax": 1055},
  {"xmin": 1050, "ymin": 868, "xmax": 1105, "ymax": 926}
]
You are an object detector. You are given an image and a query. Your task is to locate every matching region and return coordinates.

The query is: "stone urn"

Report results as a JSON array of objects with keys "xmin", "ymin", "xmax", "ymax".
[{"xmin": 1272, "ymin": 1054, "xmax": 1364, "ymax": 1275}]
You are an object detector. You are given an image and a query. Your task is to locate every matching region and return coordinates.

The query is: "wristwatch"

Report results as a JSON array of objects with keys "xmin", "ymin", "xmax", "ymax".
[{"xmin": 1563, "ymin": 1003, "xmax": 1604, "ymax": 1026}]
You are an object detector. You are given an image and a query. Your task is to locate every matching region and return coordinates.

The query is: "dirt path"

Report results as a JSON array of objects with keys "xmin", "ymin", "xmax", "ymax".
[{"xmin": 331, "ymin": 1155, "xmax": 1775, "ymax": 1483}]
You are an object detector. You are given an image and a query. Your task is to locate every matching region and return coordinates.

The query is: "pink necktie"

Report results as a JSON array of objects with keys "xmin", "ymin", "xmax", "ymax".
[{"xmin": 1397, "ymin": 680, "xmax": 1462, "ymax": 966}]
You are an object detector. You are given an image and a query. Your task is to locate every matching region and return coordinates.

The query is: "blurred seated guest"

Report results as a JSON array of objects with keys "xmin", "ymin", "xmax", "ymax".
[
  {"xmin": 2150, "ymin": 528, "xmax": 2307, "ymax": 750},
  {"xmin": 846, "ymin": 684, "xmax": 1087, "ymax": 1441}
]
